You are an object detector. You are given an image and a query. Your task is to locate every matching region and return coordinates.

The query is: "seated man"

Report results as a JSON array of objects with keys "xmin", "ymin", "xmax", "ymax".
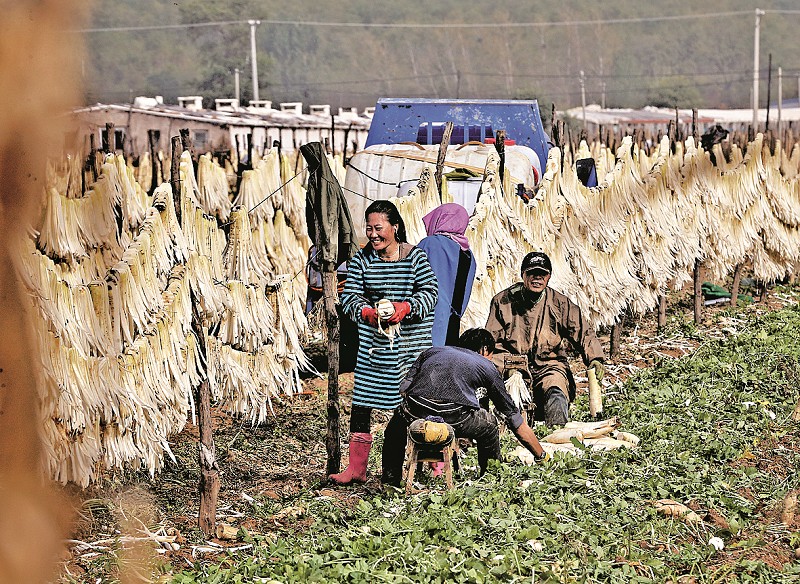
[
  {"xmin": 381, "ymin": 328, "xmax": 547, "ymax": 486},
  {"xmin": 485, "ymin": 251, "xmax": 605, "ymax": 426}
]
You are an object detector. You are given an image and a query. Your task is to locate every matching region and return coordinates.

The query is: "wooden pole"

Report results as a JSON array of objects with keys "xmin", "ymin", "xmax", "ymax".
[
  {"xmin": 88, "ymin": 132, "xmax": 98, "ymax": 181},
  {"xmin": 308, "ymin": 173, "xmax": 342, "ymax": 474},
  {"xmin": 170, "ymin": 137, "xmax": 182, "ymax": 226},
  {"xmin": 179, "ymin": 128, "xmax": 192, "ymax": 153},
  {"xmin": 105, "ymin": 122, "xmax": 115, "ymax": 153},
  {"xmin": 433, "ymin": 122, "xmax": 453, "ymax": 203},
  {"xmin": 434, "ymin": 121, "xmax": 454, "ymax": 201},
  {"xmin": 674, "ymin": 108, "xmax": 680, "ymax": 142},
  {"xmin": 148, "ymin": 130, "xmax": 159, "ymax": 195},
  {"xmin": 609, "ymin": 319, "xmax": 622, "ymax": 360},
  {"xmin": 342, "ymin": 123, "xmax": 352, "ymax": 164},
  {"xmin": 323, "ymin": 270, "xmax": 341, "ymax": 475},
  {"xmin": 657, "ymin": 295, "xmax": 667, "ymax": 330},
  {"xmin": 730, "ymin": 264, "xmax": 742, "ymax": 308},
  {"xmin": 170, "ymin": 135, "xmax": 218, "ymax": 537},
  {"xmin": 494, "ymin": 129, "xmax": 506, "ymax": 189},
  {"xmin": 330, "ymin": 114, "xmax": 336, "ymax": 156},
  {"xmin": 247, "ymin": 126, "xmax": 255, "ymax": 167},
  {"xmin": 693, "ymin": 260, "xmax": 703, "ymax": 325},
  {"xmin": 192, "ymin": 299, "xmax": 218, "ymax": 537}
]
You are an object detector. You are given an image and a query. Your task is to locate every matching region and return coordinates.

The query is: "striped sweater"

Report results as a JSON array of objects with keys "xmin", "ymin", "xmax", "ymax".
[{"xmin": 341, "ymin": 245, "xmax": 438, "ymax": 409}]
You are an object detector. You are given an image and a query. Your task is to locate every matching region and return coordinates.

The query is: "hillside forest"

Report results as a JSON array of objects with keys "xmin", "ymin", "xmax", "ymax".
[{"xmin": 84, "ymin": 0, "xmax": 800, "ymax": 112}]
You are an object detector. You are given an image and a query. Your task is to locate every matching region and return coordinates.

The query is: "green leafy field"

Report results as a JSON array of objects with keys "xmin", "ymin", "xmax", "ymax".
[{"xmin": 174, "ymin": 307, "xmax": 800, "ymax": 583}]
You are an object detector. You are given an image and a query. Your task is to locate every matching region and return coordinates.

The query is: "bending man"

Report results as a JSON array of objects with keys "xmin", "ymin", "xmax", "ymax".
[
  {"xmin": 485, "ymin": 251, "xmax": 604, "ymax": 426},
  {"xmin": 381, "ymin": 328, "xmax": 547, "ymax": 486}
]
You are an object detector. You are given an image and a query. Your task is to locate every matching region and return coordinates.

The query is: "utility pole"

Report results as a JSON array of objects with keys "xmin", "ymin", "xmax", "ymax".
[
  {"xmin": 601, "ymin": 81, "xmax": 606, "ymax": 110},
  {"xmin": 752, "ymin": 8, "xmax": 765, "ymax": 129},
  {"xmin": 234, "ymin": 68, "xmax": 240, "ymax": 105},
  {"xmin": 580, "ymin": 70, "xmax": 586, "ymax": 129},
  {"xmin": 249, "ymin": 19, "xmax": 261, "ymax": 103},
  {"xmin": 778, "ymin": 66, "xmax": 783, "ymax": 135},
  {"xmin": 766, "ymin": 53, "xmax": 772, "ymax": 131}
]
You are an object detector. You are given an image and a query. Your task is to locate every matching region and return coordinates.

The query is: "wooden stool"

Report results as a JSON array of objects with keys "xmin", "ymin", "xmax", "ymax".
[{"xmin": 403, "ymin": 423, "xmax": 459, "ymax": 493}]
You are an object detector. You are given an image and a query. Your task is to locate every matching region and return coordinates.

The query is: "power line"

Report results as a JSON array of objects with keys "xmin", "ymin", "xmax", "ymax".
[
  {"xmin": 466, "ymin": 69, "xmax": 758, "ymax": 80},
  {"xmin": 76, "ymin": 10, "xmax": 758, "ymax": 33},
  {"xmin": 230, "ymin": 69, "xmax": 772, "ymax": 91},
  {"xmin": 75, "ymin": 20, "xmax": 248, "ymax": 33}
]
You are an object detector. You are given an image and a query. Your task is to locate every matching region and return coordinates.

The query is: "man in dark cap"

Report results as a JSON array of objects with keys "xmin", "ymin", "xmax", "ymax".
[{"xmin": 485, "ymin": 252, "xmax": 604, "ymax": 426}]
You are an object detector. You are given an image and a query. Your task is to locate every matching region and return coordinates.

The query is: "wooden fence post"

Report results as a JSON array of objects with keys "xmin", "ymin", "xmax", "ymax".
[{"xmin": 170, "ymin": 135, "xmax": 218, "ymax": 537}]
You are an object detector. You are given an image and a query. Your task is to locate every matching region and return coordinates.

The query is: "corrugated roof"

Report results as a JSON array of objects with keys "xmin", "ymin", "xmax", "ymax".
[
  {"xmin": 74, "ymin": 102, "xmax": 372, "ymax": 130},
  {"xmin": 562, "ymin": 104, "xmax": 800, "ymax": 125}
]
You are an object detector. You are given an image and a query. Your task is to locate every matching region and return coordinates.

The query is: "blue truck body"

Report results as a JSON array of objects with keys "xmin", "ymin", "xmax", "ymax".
[{"xmin": 365, "ymin": 98, "xmax": 551, "ymax": 169}]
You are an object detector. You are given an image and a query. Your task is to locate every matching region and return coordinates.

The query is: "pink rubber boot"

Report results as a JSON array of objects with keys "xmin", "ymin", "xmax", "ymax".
[{"xmin": 329, "ymin": 433, "xmax": 373, "ymax": 485}]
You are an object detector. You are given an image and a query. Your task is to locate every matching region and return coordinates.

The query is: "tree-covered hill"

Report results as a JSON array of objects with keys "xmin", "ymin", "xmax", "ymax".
[{"xmin": 84, "ymin": 0, "xmax": 800, "ymax": 111}]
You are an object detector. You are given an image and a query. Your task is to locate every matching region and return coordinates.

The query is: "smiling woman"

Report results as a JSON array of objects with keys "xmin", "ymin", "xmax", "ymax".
[{"xmin": 330, "ymin": 200, "xmax": 438, "ymax": 486}]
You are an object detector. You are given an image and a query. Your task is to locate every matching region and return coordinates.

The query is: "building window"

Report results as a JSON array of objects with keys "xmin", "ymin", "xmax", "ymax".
[
  {"xmin": 193, "ymin": 130, "xmax": 208, "ymax": 149},
  {"xmin": 100, "ymin": 128, "xmax": 126, "ymax": 151}
]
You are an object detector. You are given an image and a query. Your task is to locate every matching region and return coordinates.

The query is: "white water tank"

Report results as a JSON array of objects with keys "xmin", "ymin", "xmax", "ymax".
[{"xmin": 344, "ymin": 143, "xmax": 541, "ymax": 240}]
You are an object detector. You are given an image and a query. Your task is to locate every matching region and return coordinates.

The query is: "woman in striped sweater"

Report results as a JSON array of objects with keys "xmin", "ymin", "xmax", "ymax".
[{"xmin": 330, "ymin": 200, "xmax": 438, "ymax": 485}]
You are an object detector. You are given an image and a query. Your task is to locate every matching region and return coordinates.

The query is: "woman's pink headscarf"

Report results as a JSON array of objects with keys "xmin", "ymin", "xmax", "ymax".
[{"xmin": 422, "ymin": 203, "xmax": 470, "ymax": 250}]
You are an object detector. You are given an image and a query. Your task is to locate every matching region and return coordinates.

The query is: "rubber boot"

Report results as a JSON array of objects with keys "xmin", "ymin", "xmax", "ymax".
[
  {"xmin": 329, "ymin": 432, "xmax": 373, "ymax": 485},
  {"xmin": 544, "ymin": 387, "xmax": 569, "ymax": 427}
]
